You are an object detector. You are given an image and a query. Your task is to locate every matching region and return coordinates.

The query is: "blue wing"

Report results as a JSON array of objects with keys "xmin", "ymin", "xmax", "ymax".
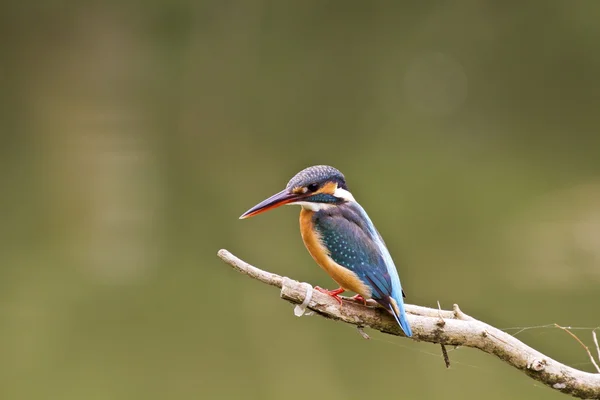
[{"xmin": 312, "ymin": 202, "xmax": 412, "ymax": 337}]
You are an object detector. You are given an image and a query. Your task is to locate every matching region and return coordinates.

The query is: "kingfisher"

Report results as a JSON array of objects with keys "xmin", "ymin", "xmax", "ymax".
[{"xmin": 239, "ymin": 165, "xmax": 412, "ymax": 337}]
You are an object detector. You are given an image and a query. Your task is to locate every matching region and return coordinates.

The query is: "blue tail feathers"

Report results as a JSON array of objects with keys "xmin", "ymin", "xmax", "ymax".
[{"xmin": 389, "ymin": 297, "xmax": 412, "ymax": 337}]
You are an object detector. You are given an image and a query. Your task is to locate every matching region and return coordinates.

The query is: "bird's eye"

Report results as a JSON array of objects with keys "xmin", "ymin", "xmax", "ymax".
[{"xmin": 306, "ymin": 183, "xmax": 319, "ymax": 192}]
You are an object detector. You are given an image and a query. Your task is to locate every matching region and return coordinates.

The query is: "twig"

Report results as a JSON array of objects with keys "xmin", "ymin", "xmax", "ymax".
[
  {"xmin": 555, "ymin": 324, "xmax": 600, "ymax": 374},
  {"xmin": 357, "ymin": 326, "xmax": 370, "ymax": 340},
  {"xmin": 437, "ymin": 300, "xmax": 451, "ymax": 368},
  {"xmin": 217, "ymin": 249, "xmax": 600, "ymax": 399},
  {"xmin": 594, "ymin": 329, "xmax": 600, "ymax": 369}
]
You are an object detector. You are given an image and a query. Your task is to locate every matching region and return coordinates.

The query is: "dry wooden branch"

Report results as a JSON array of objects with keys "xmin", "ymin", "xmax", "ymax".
[{"xmin": 217, "ymin": 249, "xmax": 600, "ymax": 399}]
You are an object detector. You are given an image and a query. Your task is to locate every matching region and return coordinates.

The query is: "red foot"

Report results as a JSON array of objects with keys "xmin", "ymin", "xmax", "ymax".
[
  {"xmin": 315, "ymin": 286, "xmax": 345, "ymax": 305},
  {"xmin": 350, "ymin": 294, "xmax": 367, "ymax": 305}
]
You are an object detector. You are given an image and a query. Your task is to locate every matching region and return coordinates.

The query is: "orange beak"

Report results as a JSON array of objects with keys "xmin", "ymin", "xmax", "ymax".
[{"xmin": 239, "ymin": 189, "xmax": 305, "ymax": 219}]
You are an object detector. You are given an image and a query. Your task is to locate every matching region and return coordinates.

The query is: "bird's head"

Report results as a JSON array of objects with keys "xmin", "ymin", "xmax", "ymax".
[{"xmin": 240, "ymin": 165, "xmax": 355, "ymax": 219}]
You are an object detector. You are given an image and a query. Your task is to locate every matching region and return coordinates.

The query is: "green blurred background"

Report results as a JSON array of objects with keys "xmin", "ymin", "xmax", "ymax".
[{"xmin": 1, "ymin": 1, "xmax": 599, "ymax": 399}]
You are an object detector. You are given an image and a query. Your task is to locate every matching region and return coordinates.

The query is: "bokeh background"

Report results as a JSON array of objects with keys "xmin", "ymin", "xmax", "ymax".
[{"xmin": 1, "ymin": 1, "xmax": 599, "ymax": 399}]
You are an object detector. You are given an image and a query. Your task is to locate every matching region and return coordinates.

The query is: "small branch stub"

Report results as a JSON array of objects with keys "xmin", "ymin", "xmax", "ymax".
[
  {"xmin": 528, "ymin": 359, "xmax": 548, "ymax": 372},
  {"xmin": 594, "ymin": 329, "xmax": 600, "ymax": 368},
  {"xmin": 357, "ymin": 326, "xmax": 370, "ymax": 340},
  {"xmin": 218, "ymin": 249, "xmax": 600, "ymax": 399}
]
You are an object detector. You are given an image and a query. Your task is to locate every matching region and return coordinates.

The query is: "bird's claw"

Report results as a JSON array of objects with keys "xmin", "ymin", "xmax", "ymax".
[
  {"xmin": 350, "ymin": 294, "xmax": 367, "ymax": 305},
  {"xmin": 314, "ymin": 286, "xmax": 345, "ymax": 306}
]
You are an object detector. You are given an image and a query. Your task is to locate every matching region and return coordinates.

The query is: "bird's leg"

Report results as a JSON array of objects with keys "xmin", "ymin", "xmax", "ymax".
[
  {"xmin": 350, "ymin": 294, "xmax": 367, "ymax": 305},
  {"xmin": 314, "ymin": 286, "xmax": 345, "ymax": 305}
]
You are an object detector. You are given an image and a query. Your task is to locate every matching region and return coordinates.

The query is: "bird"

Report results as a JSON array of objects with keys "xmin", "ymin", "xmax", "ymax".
[{"xmin": 239, "ymin": 165, "xmax": 412, "ymax": 337}]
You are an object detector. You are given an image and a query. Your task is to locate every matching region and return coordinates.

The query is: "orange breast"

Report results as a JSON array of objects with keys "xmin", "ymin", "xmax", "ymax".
[{"xmin": 299, "ymin": 209, "xmax": 371, "ymax": 297}]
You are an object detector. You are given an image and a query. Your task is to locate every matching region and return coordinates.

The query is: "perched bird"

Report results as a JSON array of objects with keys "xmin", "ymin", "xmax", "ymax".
[{"xmin": 239, "ymin": 165, "xmax": 412, "ymax": 337}]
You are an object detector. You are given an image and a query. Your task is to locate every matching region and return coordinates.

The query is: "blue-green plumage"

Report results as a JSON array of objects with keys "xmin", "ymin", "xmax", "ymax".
[
  {"xmin": 314, "ymin": 204, "xmax": 384, "ymax": 282},
  {"xmin": 305, "ymin": 193, "xmax": 341, "ymax": 204},
  {"xmin": 313, "ymin": 202, "xmax": 412, "ymax": 337}
]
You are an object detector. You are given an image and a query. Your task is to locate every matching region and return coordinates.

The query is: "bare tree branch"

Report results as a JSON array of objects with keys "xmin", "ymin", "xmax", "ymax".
[{"xmin": 217, "ymin": 249, "xmax": 600, "ymax": 399}]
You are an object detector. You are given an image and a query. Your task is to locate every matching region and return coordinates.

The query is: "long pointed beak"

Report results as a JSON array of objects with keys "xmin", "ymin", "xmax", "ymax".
[{"xmin": 239, "ymin": 189, "xmax": 304, "ymax": 219}]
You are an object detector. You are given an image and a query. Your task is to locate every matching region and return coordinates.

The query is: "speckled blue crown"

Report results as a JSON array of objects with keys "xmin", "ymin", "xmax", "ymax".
[{"xmin": 286, "ymin": 165, "xmax": 347, "ymax": 190}]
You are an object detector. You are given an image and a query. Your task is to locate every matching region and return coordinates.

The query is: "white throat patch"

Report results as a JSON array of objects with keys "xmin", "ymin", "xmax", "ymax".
[
  {"xmin": 333, "ymin": 187, "xmax": 356, "ymax": 202},
  {"xmin": 292, "ymin": 201, "xmax": 335, "ymax": 212}
]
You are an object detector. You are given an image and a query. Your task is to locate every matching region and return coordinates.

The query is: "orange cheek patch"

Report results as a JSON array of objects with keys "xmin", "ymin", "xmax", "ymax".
[{"xmin": 316, "ymin": 181, "xmax": 337, "ymax": 195}]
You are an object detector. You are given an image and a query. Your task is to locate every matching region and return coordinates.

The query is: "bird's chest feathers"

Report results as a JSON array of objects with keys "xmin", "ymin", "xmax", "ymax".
[
  {"xmin": 299, "ymin": 209, "xmax": 371, "ymax": 297},
  {"xmin": 299, "ymin": 209, "xmax": 327, "ymax": 265}
]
